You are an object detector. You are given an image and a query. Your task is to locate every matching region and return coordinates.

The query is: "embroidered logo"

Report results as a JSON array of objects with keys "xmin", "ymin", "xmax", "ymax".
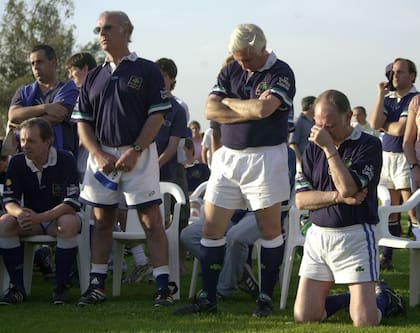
[
  {"xmin": 355, "ymin": 266, "xmax": 365, "ymax": 272},
  {"xmin": 52, "ymin": 184, "xmax": 62, "ymax": 197},
  {"xmin": 277, "ymin": 76, "xmax": 291, "ymax": 90},
  {"xmin": 255, "ymin": 82, "xmax": 268, "ymax": 96},
  {"xmin": 127, "ymin": 76, "xmax": 143, "ymax": 90}
]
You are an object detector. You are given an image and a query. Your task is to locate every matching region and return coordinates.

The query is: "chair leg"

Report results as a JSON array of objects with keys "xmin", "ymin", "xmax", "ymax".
[
  {"xmin": 409, "ymin": 249, "xmax": 420, "ymax": 307},
  {"xmin": 168, "ymin": 233, "xmax": 180, "ymax": 300},
  {"xmin": 76, "ymin": 236, "xmax": 91, "ymax": 294},
  {"xmin": 23, "ymin": 243, "xmax": 37, "ymax": 295},
  {"xmin": 188, "ymin": 257, "xmax": 200, "ymax": 299},
  {"xmin": 280, "ymin": 245, "xmax": 298, "ymax": 310},
  {"xmin": 112, "ymin": 242, "xmax": 125, "ymax": 297}
]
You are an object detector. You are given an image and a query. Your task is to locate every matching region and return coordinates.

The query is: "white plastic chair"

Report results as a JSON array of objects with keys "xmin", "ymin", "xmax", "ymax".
[
  {"xmin": 377, "ymin": 187, "xmax": 420, "ymax": 307},
  {"xmin": 186, "ymin": 181, "xmax": 208, "ymax": 299},
  {"xmin": 112, "ymin": 182, "xmax": 186, "ymax": 299},
  {"xmin": 21, "ymin": 205, "xmax": 91, "ymax": 295}
]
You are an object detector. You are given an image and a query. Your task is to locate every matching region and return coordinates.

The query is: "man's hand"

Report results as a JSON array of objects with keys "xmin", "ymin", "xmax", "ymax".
[
  {"xmin": 43, "ymin": 100, "xmax": 69, "ymax": 124},
  {"xmin": 309, "ymin": 125, "xmax": 334, "ymax": 150},
  {"xmin": 115, "ymin": 149, "xmax": 139, "ymax": 172},
  {"xmin": 336, "ymin": 188, "xmax": 368, "ymax": 206},
  {"xmin": 377, "ymin": 81, "xmax": 390, "ymax": 97},
  {"xmin": 17, "ymin": 208, "xmax": 35, "ymax": 231},
  {"xmin": 94, "ymin": 150, "xmax": 118, "ymax": 174}
]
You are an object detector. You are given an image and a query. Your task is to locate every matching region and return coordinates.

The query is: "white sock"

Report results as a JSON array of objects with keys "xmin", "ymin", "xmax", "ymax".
[{"xmin": 131, "ymin": 244, "xmax": 148, "ymax": 266}]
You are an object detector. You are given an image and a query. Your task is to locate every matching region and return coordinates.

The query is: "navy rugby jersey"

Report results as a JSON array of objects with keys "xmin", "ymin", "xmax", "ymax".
[
  {"xmin": 155, "ymin": 97, "xmax": 188, "ymax": 181},
  {"xmin": 73, "ymin": 53, "xmax": 172, "ymax": 147},
  {"xmin": 382, "ymin": 87, "xmax": 418, "ymax": 152},
  {"xmin": 3, "ymin": 148, "xmax": 81, "ymax": 213},
  {"xmin": 210, "ymin": 52, "xmax": 295, "ymax": 149},
  {"xmin": 295, "ymin": 127, "xmax": 382, "ymax": 228}
]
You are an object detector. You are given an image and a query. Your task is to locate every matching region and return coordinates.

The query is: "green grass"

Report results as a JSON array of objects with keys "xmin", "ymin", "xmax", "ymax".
[{"xmin": 1, "ymin": 226, "xmax": 419, "ymax": 332}]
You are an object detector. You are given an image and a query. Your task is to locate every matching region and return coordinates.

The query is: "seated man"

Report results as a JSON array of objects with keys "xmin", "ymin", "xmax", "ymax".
[{"xmin": 0, "ymin": 118, "xmax": 81, "ymax": 305}]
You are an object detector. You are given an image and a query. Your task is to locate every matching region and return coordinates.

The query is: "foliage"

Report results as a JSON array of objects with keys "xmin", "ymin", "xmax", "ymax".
[{"xmin": 0, "ymin": 0, "xmax": 75, "ymax": 134}]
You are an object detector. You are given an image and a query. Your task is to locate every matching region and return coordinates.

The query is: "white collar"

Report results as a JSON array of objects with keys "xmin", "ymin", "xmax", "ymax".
[
  {"xmin": 25, "ymin": 147, "xmax": 57, "ymax": 172},
  {"xmin": 103, "ymin": 52, "xmax": 139, "ymax": 67},
  {"xmin": 255, "ymin": 50, "xmax": 277, "ymax": 72},
  {"xmin": 386, "ymin": 85, "xmax": 417, "ymax": 99}
]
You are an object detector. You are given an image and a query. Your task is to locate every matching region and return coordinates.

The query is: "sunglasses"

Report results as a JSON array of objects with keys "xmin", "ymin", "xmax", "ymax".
[{"xmin": 93, "ymin": 24, "xmax": 113, "ymax": 34}]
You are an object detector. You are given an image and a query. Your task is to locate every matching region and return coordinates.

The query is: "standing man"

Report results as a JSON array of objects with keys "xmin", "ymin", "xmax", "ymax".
[
  {"xmin": 8, "ymin": 44, "xmax": 79, "ymax": 156},
  {"xmin": 369, "ymin": 58, "xmax": 419, "ymax": 270},
  {"xmin": 175, "ymin": 23, "xmax": 295, "ymax": 317},
  {"xmin": 74, "ymin": 11, "xmax": 175, "ymax": 306},
  {"xmin": 0, "ymin": 118, "xmax": 81, "ymax": 305},
  {"xmin": 351, "ymin": 106, "xmax": 380, "ymax": 137},
  {"xmin": 294, "ymin": 90, "xmax": 403, "ymax": 327},
  {"xmin": 289, "ymin": 96, "xmax": 316, "ymax": 171}
]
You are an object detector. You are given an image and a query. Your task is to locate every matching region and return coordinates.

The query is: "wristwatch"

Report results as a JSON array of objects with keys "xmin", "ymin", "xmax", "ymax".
[
  {"xmin": 131, "ymin": 143, "xmax": 143, "ymax": 153},
  {"xmin": 409, "ymin": 163, "xmax": 419, "ymax": 170}
]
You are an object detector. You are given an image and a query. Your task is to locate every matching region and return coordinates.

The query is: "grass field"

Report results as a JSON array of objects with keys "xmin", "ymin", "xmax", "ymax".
[{"xmin": 0, "ymin": 231, "xmax": 419, "ymax": 332}]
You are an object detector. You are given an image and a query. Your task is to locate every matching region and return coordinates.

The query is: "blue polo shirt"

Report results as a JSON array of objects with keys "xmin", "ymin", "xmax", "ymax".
[
  {"xmin": 296, "ymin": 126, "xmax": 382, "ymax": 228},
  {"xmin": 3, "ymin": 148, "xmax": 81, "ymax": 213},
  {"xmin": 382, "ymin": 87, "xmax": 418, "ymax": 152},
  {"xmin": 73, "ymin": 53, "xmax": 171, "ymax": 147},
  {"xmin": 11, "ymin": 81, "xmax": 79, "ymax": 155},
  {"xmin": 155, "ymin": 97, "xmax": 188, "ymax": 181},
  {"xmin": 210, "ymin": 51, "xmax": 295, "ymax": 149}
]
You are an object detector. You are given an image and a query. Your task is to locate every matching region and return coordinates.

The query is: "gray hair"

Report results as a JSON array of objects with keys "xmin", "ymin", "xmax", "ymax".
[
  {"xmin": 100, "ymin": 11, "xmax": 134, "ymax": 42},
  {"xmin": 228, "ymin": 24, "xmax": 266, "ymax": 54}
]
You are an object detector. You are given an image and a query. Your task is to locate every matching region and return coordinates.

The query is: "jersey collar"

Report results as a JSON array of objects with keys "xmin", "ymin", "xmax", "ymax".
[
  {"xmin": 387, "ymin": 85, "xmax": 417, "ymax": 99},
  {"xmin": 255, "ymin": 50, "xmax": 277, "ymax": 72},
  {"xmin": 25, "ymin": 147, "xmax": 57, "ymax": 173}
]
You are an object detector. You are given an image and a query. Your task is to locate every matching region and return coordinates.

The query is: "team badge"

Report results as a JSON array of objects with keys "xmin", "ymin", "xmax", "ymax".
[
  {"xmin": 52, "ymin": 184, "xmax": 62, "ymax": 197},
  {"xmin": 6, "ymin": 178, "xmax": 12, "ymax": 186},
  {"xmin": 255, "ymin": 82, "xmax": 268, "ymax": 96},
  {"xmin": 127, "ymin": 76, "xmax": 143, "ymax": 90}
]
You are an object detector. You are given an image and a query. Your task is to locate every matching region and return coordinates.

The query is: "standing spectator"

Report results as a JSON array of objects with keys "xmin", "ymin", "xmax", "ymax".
[
  {"xmin": 369, "ymin": 58, "xmax": 419, "ymax": 269},
  {"xmin": 8, "ymin": 44, "xmax": 79, "ymax": 156},
  {"xmin": 351, "ymin": 106, "xmax": 380, "ymax": 137},
  {"xmin": 289, "ymin": 96, "xmax": 316, "ymax": 171},
  {"xmin": 189, "ymin": 120, "xmax": 203, "ymax": 162},
  {"xmin": 75, "ymin": 10, "xmax": 175, "ymax": 306},
  {"xmin": 67, "ymin": 52, "xmax": 98, "ymax": 180},
  {"xmin": 175, "ymin": 23, "xmax": 295, "ymax": 317},
  {"xmin": 294, "ymin": 90, "xmax": 403, "ymax": 327},
  {"xmin": 0, "ymin": 118, "xmax": 81, "ymax": 305}
]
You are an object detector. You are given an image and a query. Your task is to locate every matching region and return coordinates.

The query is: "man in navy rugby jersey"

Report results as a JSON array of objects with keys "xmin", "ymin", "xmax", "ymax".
[
  {"xmin": 0, "ymin": 118, "xmax": 81, "ymax": 305},
  {"xmin": 370, "ymin": 58, "xmax": 419, "ymax": 269},
  {"xmin": 294, "ymin": 90, "xmax": 403, "ymax": 327},
  {"xmin": 74, "ymin": 11, "xmax": 175, "ymax": 306},
  {"xmin": 175, "ymin": 23, "xmax": 295, "ymax": 317}
]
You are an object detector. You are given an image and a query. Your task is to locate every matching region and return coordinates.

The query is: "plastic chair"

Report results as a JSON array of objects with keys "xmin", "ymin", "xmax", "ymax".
[
  {"xmin": 186, "ymin": 181, "xmax": 207, "ymax": 299},
  {"xmin": 21, "ymin": 205, "xmax": 92, "ymax": 295},
  {"xmin": 112, "ymin": 182, "xmax": 186, "ymax": 299},
  {"xmin": 377, "ymin": 187, "xmax": 420, "ymax": 307}
]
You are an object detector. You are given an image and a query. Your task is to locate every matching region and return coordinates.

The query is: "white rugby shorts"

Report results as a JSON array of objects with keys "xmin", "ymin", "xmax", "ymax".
[
  {"xmin": 80, "ymin": 143, "xmax": 161, "ymax": 208},
  {"xmin": 380, "ymin": 151, "xmax": 411, "ymax": 190},
  {"xmin": 204, "ymin": 143, "xmax": 290, "ymax": 211},
  {"xmin": 299, "ymin": 223, "xmax": 379, "ymax": 284}
]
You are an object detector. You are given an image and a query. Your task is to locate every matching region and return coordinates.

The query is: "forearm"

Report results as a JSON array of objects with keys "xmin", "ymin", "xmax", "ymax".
[
  {"xmin": 135, "ymin": 113, "xmax": 164, "ymax": 149},
  {"xmin": 370, "ymin": 94, "xmax": 387, "ymax": 130},
  {"xmin": 382, "ymin": 120, "xmax": 406, "ymax": 137},
  {"xmin": 77, "ymin": 122, "xmax": 102, "ymax": 157},
  {"xmin": 8, "ymin": 105, "xmax": 46, "ymax": 124},
  {"xmin": 221, "ymin": 98, "xmax": 269, "ymax": 119},
  {"xmin": 296, "ymin": 190, "xmax": 338, "ymax": 210},
  {"xmin": 158, "ymin": 137, "xmax": 179, "ymax": 167},
  {"xmin": 36, "ymin": 203, "xmax": 76, "ymax": 224},
  {"xmin": 205, "ymin": 98, "xmax": 250, "ymax": 124},
  {"xmin": 323, "ymin": 147, "xmax": 359, "ymax": 197}
]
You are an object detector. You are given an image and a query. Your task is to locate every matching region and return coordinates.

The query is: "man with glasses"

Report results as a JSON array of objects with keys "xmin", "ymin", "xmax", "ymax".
[{"xmin": 74, "ymin": 11, "xmax": 175, "ymax": 307}]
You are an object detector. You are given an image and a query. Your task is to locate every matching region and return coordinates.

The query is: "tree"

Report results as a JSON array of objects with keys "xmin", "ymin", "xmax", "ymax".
[{"xmin": 0, "ymin": 0, "xmax": 75, "ymax": 135}]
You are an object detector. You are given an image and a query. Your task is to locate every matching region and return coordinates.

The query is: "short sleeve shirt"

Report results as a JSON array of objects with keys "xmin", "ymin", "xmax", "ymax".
[
  {"xmin": 296, "ymin": 127, "xmax": 382, "ymax": 228},
  {"xmin": 73, "ymin": 53, "xmax": 171, "ymax": 147},
  {"xmin": 210, "ymin": 51, "xmax": 295, "ymax": 149}
]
